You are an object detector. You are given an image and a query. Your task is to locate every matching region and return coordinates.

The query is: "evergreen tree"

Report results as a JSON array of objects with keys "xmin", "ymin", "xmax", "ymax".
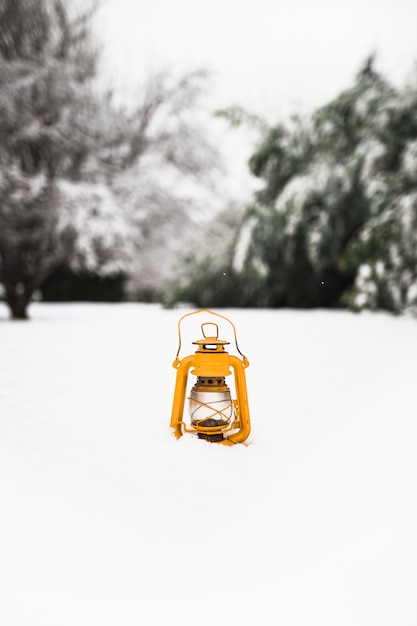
[
  {"xmin": 166, "ymin": 57, "xmax": 417, "ymax": 315},
  {"xmin": 232, "ymin": 58, "xmax": 417, "ymax": 313}
]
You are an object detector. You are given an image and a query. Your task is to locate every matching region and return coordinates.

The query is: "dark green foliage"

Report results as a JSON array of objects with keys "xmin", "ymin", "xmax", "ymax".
[
  {"xmin": 162, "ymin": 259, "xmax": 248, "ymax": 309},
  {"xmin": 41, "ymin": 265, "xmax": 127, "ymax": 302},
  {"xmin": 249, "ymin": 120, "xmax": 312, "ymax": 205},
  {"xmin": 166, "ymin": 57, "xmax": 417, "ymax": 314},
  {"xmin": 161, "ymin": 204, "xmax": 248, "ymax": 309}
]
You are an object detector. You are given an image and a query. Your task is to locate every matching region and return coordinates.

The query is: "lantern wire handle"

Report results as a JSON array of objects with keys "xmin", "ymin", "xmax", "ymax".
[{"xmin": 173, "ymin": 309, "xmax": 248, "ymax": 367}]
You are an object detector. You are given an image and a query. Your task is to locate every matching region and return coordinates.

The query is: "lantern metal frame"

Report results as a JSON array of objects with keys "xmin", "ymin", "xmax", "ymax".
[{"xmin": 170, "ymin": 309, "xmax": 251, "ymax": 445}]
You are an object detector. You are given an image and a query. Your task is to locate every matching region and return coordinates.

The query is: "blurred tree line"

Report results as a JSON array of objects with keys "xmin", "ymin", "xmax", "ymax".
[
  {"xmin": 2, "ymin": 2, "xmax": 417, "ymax": 319},
  {"xmin": 0, "ymin": 0, "xmax": 217, "ymax": 319},
  {"xmin": 167, "ymin": 58, "xmax": 417, "ymax": 317}
]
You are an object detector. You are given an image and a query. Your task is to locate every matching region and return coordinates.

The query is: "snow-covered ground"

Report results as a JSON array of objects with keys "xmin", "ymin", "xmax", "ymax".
[{"xmin": 1, "ymin": 302, "xmax": 416, "ymax": 626}]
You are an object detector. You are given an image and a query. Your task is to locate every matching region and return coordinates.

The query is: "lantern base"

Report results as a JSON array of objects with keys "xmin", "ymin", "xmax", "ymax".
[
  {"xmin": 198, "ymin": 432, "xmax": 225, "ymax": 442},
  {"xmin": 193, "ymin": 417, "xmax": 229, "ymax": 442}
]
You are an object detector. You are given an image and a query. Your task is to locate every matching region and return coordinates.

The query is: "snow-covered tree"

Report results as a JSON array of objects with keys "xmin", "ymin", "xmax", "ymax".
[
  {"xmin": 108, "ymin": 69, "xmax": 219, "ymax": 301},
  {"xmin": 161, "ymin": 201, "xmax": 247, "ymax": 308},
  {"xmin": 341, "ymin": 75, "xmax": 417, "ymax": 315},
  {"xmin": 0, "ymin": 0, "xmax": 117, "ymax": 318},
  {"xmin": 225, "ymin": 58, "xmax": 417, "ymax": 313},
  {"xmin": 0, "ymin": 0, "xmax": 219, "ymax": 318},
  {"xmin": 166, "ymin": 57, "xmax": 417, "ymax": 314}
]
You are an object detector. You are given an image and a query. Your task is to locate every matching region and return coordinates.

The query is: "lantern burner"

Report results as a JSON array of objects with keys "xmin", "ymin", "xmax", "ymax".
[{"xmin": 196, "ymin": 376, "xmax": 227, "ymax": 385}]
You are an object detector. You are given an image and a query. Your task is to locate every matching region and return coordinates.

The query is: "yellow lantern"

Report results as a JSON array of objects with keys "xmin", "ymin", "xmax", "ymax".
[{"xmin": 170, "ymin": 309, "xmax": 251, "ymax": 445}]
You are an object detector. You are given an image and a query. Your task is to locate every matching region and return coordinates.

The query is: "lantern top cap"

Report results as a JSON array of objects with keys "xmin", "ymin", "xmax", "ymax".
[
  {"xmin": 192, "ymin": 322, "xmax": 230, "ymax": 346},
  {"xmin": 192, "ymin": 337, "xmax": 230, "ymax": 346},
  {"xmin": 173, "ymin": 309, "xmax": 249, "ymax": 368}
]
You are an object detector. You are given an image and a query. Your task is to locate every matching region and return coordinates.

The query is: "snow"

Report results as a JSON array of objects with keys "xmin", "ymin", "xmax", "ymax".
[
  {"xmin": 57, "ymin": 181, "xmax": 134, "ymax": 275},
  {"xmin": 1, "ymin": 303, "xmax": 416, "ymax": 626},
  {"xmin": 402, "ymin": 139, "xmax": 417, "ymax": 177},
  {"xmin": 232, "ymin": 216, "xmax": 257, "ymax": 273}
]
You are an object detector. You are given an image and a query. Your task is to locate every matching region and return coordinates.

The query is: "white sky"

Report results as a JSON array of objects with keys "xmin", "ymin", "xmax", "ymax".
[{"xmin": 96, "ymin": 0, "xmax": 417, "ymax": 122}]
